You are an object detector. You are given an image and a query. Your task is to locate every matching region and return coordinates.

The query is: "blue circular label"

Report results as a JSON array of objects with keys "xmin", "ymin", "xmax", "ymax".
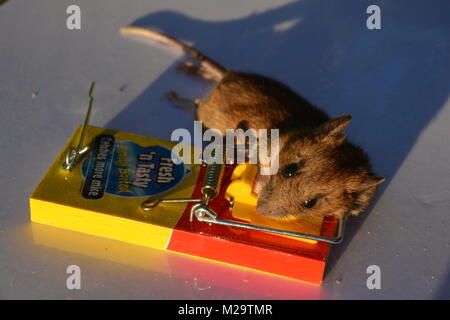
[{"xmin": 81, "ymin": 136, "xmax": 188, "ymax": 199}]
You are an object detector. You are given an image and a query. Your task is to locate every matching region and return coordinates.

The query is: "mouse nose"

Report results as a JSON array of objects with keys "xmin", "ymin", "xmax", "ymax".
[
  {"xmin": 256, "ymin": 201, "xmax": 284, "ymax": 218},
  {"xmin": 256, "ymin": 200, "xmax": 270, "ymax": 215}
]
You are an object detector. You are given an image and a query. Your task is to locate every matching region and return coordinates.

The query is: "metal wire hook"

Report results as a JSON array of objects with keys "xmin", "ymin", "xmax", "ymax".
[{"xmin": 62, "ymin": 82, "xmax": 95, "ymax": 171}]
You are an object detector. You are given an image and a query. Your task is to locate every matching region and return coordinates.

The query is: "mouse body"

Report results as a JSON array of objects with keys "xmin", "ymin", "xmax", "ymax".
[{"xmin": 121, "ymin": 26, "xmax": 384, "ymax": 220}]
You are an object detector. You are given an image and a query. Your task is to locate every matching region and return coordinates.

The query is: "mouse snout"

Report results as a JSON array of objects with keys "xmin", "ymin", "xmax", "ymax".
[{"xmin": 256, "ymin": 198, "xmax": 286, "ymax": 219}]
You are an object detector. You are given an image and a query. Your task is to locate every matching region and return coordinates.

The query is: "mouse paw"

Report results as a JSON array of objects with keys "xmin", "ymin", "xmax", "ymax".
[
  {"xmin": 164, "ymin": 91, "xmax": 180, "ymax": 103},
  {"xmin": 176, "ymin": 61, "xmax": 200, "ymax": 75},
  {"xmin": 164, "ymin": 91, "xmax": 198, "ymax": 112},
  {"xmin": 177, "ymin": 61, "xmax": 216, "ymax": 81}
]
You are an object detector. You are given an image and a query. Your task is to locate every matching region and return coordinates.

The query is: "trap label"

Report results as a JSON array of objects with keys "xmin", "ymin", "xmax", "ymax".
[
  {"xmin": 82, "ymin": 134, "xmax": 115, "ymax": 199},
  {"xmin": 82, "ymin": 135, "xmax": 187, "ymax": 199}
]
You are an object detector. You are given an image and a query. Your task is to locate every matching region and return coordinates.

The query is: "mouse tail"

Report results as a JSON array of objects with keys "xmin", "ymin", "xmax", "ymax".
[{"xmin": 120, "ymin": 26, "xmax": 226, "ymax": 82}]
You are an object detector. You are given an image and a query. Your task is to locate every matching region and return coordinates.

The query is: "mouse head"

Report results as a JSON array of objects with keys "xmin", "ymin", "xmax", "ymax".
[{"xmin": 256, "ymin": 115, "xmax": 384, "ymax": 220}]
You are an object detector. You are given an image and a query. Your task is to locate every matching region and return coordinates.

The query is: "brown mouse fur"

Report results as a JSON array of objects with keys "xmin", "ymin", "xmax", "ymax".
[{"xmin": 121, "ymin": 26, "xmax": 384, "ymax": 220}]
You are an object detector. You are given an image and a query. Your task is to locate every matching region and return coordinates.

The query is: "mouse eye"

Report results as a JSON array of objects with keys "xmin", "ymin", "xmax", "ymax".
[
  {"xmin": 302, "ymin": 198, "xmax": 317, "ymax": 209},
  {"xmin": 281, "ymin": 163, "xmax": 300, "ymax": 178}
]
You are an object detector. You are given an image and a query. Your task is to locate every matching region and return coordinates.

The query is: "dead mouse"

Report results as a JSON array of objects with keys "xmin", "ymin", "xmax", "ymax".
[{"xmin": 120, "ymin": 26, "xmax": 384, "ymax": 220}]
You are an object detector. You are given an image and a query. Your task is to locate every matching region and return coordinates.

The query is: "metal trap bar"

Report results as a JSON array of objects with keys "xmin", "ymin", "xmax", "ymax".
[
  {"xmin": 142, "ymin": 161, "xmax": 346, "ymax": 244},
  {"xmin": 190, "ymin": 202, "xmax": 346, "ymax": 244}
]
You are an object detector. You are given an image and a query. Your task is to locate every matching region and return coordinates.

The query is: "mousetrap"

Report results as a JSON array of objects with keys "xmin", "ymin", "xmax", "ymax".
[{"xmin": 30, "ymin": 83, "xmax": 345, "ymax": 284}]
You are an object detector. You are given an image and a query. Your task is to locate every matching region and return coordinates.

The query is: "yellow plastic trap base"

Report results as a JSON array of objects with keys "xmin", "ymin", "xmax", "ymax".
[{"xmin": 30, "ymin": 125, "xmax": 201, "ymax": 250}]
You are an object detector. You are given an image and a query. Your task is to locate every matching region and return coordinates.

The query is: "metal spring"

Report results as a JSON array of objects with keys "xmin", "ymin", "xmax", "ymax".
[{"xmin": 201, "ymin": 162, "xmax": 224, "ymax": 203}]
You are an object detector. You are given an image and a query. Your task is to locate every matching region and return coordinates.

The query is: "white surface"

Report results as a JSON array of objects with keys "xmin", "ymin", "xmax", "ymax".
[{"xmin": 0, "ymin": 0, "xmax": 449, "ymax": 299}]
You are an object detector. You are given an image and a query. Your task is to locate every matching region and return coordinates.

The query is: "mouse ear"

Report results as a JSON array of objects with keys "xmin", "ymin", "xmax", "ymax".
[
  {"xmin": 316, "ymin": 115, "xmax": 352, "ymax": 145},
  {"xmin": 359, "ymin": 175, "xmax": 385, "ymax": 191}
]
